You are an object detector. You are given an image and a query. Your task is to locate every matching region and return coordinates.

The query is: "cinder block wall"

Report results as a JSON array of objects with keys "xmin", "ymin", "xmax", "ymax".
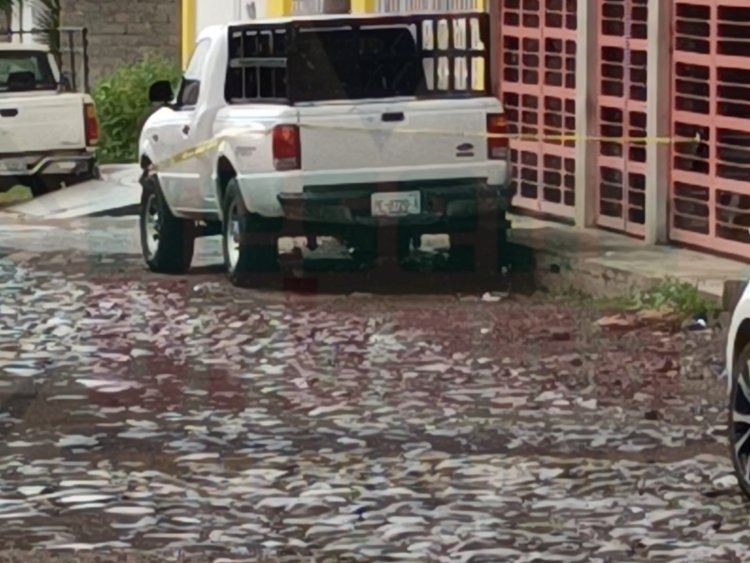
[{"xmin": 60, "ymin": 0, "xmax": 180, "ymax": 86}]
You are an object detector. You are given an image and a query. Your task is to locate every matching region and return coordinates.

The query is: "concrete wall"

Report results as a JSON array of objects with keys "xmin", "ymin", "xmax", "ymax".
[{"xmin": 60, "ymin": 0, "xmax": 180, "ymax": 86}]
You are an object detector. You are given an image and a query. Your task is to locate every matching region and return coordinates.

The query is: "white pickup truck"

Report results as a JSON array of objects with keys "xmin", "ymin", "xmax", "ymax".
[
  {"xmin": 0, "ymin": 42, "xmax": 100, "ymax": 196},
  {"xmin": 138, "ymin": 12, "xmax": 513, "ymax": 283}
]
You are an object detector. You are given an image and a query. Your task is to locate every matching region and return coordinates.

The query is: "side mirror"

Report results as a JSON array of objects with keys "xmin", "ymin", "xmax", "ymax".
[
  {"xmin": 148, "ymin": 80, "xmax": 174, "ymax": 104},
  {"xmin": 59, "ymin": 72, "xmax": 72, "ymax": 92}
]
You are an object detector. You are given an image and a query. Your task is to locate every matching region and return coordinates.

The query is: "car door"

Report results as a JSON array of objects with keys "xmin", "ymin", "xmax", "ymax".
[{"xmin": 157, "ymin": 38, "xmax": 212, "ymax": 213}]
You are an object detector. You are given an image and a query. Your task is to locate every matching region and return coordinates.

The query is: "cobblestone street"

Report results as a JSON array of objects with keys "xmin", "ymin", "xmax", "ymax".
[{"xmin": 0, "ymin": 217, "xmax": 741, "ymax": 562}]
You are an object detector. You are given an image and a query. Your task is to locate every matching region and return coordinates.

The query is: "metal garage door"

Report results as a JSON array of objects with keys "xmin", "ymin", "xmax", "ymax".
[
  {"xmin": 498, "ymin": 0, "xmax": 577, "ymax": 219},
  {"xmin": 671, "ymin": 0, "xmax": 750, "ymax": 258},
  {"xmin": 596, "ymin": 0, "xmax": 649, "ymax": 236}
]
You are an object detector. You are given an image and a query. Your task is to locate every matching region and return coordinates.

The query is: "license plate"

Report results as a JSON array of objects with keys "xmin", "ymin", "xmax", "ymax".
[
  {"xmin": 371, "ymin": 191, "xmax": 421, "ymax": 217},
  {"xmin": 0, "ymin": 158, "xmax": 27, "ymax": 172}
]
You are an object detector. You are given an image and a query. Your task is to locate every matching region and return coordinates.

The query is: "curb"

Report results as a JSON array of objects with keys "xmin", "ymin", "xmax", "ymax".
[
  {"xmin": 529, "ymin": 246, "xmax": 678, "ymax": 299},
  {"xmin": 81, "ymin": 204, "xmax": 140, "ymax": 218},
  {"xmin": 508, "ymin": 222, "xmax": 743, "ymax": 311}
]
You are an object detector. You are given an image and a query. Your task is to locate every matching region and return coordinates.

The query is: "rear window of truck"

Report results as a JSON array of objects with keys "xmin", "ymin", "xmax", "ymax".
[
  {"xmin": 290, "ymin": 26, "xmax": 423, "ymax": 102},
  {"xmin": 225, "ymin": 13, "xmax": 491, "ymax": 104},
  {"xmin": 0, "ymin": 50, "xmax": 56, "ymax": 92}
]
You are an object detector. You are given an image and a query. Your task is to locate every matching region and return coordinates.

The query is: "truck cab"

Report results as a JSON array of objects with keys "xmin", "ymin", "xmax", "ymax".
[{"xmin": 139, "ymin": 12, "xmax": 513, "ymax": 283}]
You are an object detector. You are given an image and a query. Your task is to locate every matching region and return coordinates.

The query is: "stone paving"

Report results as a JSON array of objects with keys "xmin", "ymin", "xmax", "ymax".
[{"xmin": 0, "ymin": 217, "xmax": 742, "ymax": 562}]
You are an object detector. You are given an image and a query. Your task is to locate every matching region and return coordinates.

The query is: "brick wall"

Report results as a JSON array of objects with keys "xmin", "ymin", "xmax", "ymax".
[{"xmin": 59, "ymin": 0, "xmax": 180, "ymax": 86}]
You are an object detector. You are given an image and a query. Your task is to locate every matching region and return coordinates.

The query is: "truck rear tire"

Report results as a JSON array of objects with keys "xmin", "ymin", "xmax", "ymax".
[
  {"xmin": 139, "ymin": 175, "xmax": 196, "ymax": 274},
  {"xmin": 348, "ymin": 228, "xmax": 412, "ymax": 267},
  {"xmin": 449, "ymin": 215, "xmax": 509, "ymax": 273},
  {"xmin": 222, "ymin": 179, "xmax": 280, "ymax": 285}
]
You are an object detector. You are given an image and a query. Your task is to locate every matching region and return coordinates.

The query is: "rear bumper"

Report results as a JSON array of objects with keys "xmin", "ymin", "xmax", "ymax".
[
  {"xmin": 0, "ymin": 152, "xmax": 97, "ymax": 179},
  {"xmin": 277, "ymin": 178, "xmax": 511, "ymax": 229}
]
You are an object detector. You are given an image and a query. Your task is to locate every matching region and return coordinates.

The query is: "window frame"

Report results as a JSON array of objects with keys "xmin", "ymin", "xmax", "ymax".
[
  {"xmin": 174, "ymin": 38, "xmax": 212, "ymax": 110},
  {"xmin": 0, "ymin": 50, "xmax": 58, "ymax": 93}
]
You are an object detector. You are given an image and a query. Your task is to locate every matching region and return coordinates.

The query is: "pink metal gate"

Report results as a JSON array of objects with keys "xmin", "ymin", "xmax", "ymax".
[
  {"xmin": 671, "ymin": 0, "xmax": 750, "ymax": 258},
  {"xmin": 498, "ymin": 0, "xmax": 577, "ymax": 219},
  {"xmin": 596, "ymin": 0, "xmax": 649, "ymax": 236}
]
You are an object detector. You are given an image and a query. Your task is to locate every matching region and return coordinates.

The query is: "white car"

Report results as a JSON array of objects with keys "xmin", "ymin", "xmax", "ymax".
[
  {"xmin": 0, "ymin": 42, "xmax": 100, "ymax": 196},
  {"xmin": 726, "ymin": 283, "xmax": 750, "ymax": 497},
  {"xmin": 138, "ymin": 12, "xmax": 513, "ymax": 284}
]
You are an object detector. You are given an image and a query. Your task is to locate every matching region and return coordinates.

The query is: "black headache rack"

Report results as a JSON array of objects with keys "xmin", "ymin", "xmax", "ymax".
[
  {"xmin": 0, "ymin": 27, "xmax": 90, "ymax": 93},
  {"xmin": 224, "ymin": 11, "xmax": 492, "ymax": 104}
]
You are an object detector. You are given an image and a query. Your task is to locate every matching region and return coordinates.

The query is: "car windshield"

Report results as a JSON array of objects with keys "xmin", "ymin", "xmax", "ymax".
[{"xmin": 0, "ymin": 50, "xmax": 57, "ymax": 92}]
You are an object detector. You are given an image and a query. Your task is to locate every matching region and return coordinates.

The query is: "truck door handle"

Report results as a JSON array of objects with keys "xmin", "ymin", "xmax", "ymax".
[
  {"xmin": 0, "ymin": 108, "xmax": 18, "ymax": 118},
  {"xmin": 381, "ymin": 112, "xmax": 404, "ymax": 122},
  {"xmin": 182, "ymin": 125, "xmax": 191, "ymax": 136}
]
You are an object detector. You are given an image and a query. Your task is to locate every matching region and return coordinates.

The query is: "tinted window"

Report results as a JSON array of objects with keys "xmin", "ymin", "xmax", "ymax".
[{"xmin": 289, "ymin": 25, "xmax": 425, "ymax": 102}]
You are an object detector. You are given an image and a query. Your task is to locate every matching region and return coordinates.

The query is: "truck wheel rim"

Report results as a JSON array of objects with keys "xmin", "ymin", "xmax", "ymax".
[
  {"xmin": 144, "ymin": 193, "xmax": 161, "ymax": 258},
  {"xmin": 732, "ymin": 362, "xmax": 750, "ymax": 485},
  {"xmin": 225, "ymin": 201, "xmax": 241, "ymax": 271}
]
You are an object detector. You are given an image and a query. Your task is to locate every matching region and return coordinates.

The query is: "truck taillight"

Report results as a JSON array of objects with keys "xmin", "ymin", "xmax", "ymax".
[
  {"xmin": 487, "ymin": 113, "xmax": 508, "ymax": 160},
  {"xmin": 84, "ymin": 103, "xmax": 99, "ymax": 146},
  {"xmin": 272, "ymin": 124, "xmax": 300, "ymax": 171}
]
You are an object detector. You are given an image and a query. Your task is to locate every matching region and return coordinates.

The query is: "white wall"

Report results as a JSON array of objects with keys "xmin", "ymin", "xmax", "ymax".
[
  {"xmin": 195, "ymin": 0, "xmax": 269, "ymax": 39},
  {"xmin": 10, "ymin": 0, "xmax": 44, "ymax": 44},
  {"xmin": 241, "ymin": 0, "xmax": 268, "ymax": 19}
]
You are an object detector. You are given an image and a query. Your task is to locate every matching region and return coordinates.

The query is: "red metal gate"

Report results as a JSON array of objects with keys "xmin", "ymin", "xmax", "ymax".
[
  {"xmin": 498, "ymin": 0, "xmax": 577, "ymax": 219},
  {"xmin": 671, "ymin": 0, "xmax": 750, "ymax": 258},
  {"xmin": 596, "ymin": 0, "xmax": 649, "ymax": 236}
]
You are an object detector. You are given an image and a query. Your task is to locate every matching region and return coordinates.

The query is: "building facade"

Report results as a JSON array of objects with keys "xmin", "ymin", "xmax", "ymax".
[
  {"xmin": 59, "ymin": 0, "xmax": 180, "ymax": 85},
  {"xmin": 181, "ymin": 0, "xmax": 486, "ymax": 66},
  {"xmin": 6, "ymin": 0, "xmax": 180, "ymax": 86},
  {"xmin": 9, "ymin": 1, "xmax": 484, "ymax": 83},
  {"xmin": 492, "ymin": 0, "xmax": 750, "ymax": 262}
]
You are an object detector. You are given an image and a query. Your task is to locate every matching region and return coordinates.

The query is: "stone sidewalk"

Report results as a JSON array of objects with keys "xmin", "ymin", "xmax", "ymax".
[
  {"xmin": 4, "ymin": 164, "xmax": 140, "ymax": 220},
  {"xmin": 509, "ymin": 214, "xmax": 749, "ymax": 307}
]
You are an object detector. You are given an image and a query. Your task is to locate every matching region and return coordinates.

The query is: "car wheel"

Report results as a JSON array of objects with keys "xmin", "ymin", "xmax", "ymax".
[
  {"xmin": 29, "ymin": 175, "xmax": 52, "ymax": 198},
  {"xmin": 449, "ymin": 219, "xmax": 507, "ymax": 274},
  {"xmin": 396, "ymin": 230, "xmax": 414, "ymax": 264},
  {"xmin": 222, "ymin": 178, "xmax": 279, "ymax": 285},
  {"xmin": 729, "ymin": 342, "xmax": 750, "ymax": 500},
  {"xmin": 348, "ymin": 229, "xmax": 412, "ymax": 267},
  {"xmin": 139, "ymin": 174, "xmax": 195, "ymax": 273}
]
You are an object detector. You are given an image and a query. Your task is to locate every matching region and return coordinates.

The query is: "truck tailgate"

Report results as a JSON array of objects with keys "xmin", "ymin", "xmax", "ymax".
[
  {"xmin": 297, "ymin": 98, "xmax": 499, "ymax": 182},
  {"xmin": 0, "ymin": 93, "xmax": 86, "ymax": 153}
]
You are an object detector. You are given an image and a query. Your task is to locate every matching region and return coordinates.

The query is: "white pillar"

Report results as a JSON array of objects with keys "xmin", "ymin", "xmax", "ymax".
[
  {"xmin": 644, "ymin": 0, "xmax": 671, "ymax": 244},
  {"xmin": 573, "ymin": 0, "xmax": 598, "ymax": 228}
]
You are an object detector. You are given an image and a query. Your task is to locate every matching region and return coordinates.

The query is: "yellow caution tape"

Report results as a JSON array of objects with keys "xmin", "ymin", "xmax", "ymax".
[{"xmin": 146, "ymin": 124, "xmax": 703, "ymax": 174}]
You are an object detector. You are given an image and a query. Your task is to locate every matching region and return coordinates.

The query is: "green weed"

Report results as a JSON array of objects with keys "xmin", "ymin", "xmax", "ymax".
[
  {"xmin": 0, "ymin": 185, "xmax": 32, "ymax": 206},
  {"xmin": 549, "ymin": 276, "xmax": 720, "ymax": 319},
  {"xmin": 91, "ymin": 56, "xmax": 182, "ymax": 164},
  {"xmin": 633, "ymin": 277, "xmax": 721, "ymax": 318}
]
